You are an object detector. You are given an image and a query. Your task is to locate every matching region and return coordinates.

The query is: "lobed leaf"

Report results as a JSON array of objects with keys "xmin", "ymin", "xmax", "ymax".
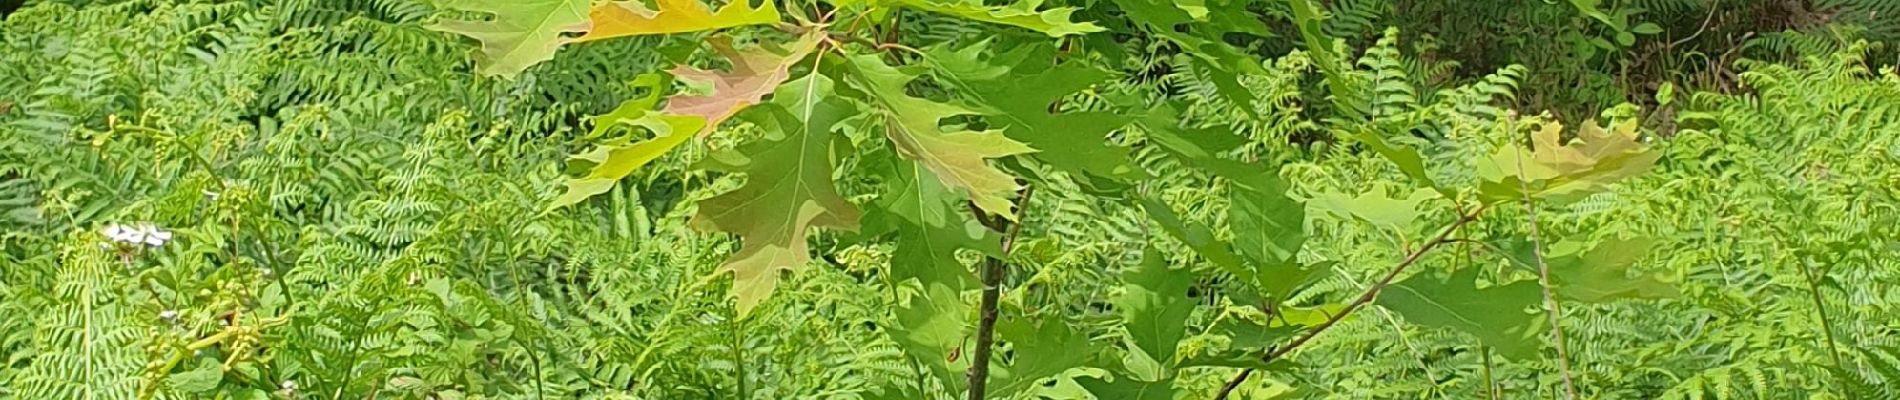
[
  {"xmin": 664, "ymin": 34, "xmax": 821, "ymax": 137},
  {"xmin": 1378, "ymin": 267, "xmax": 1542, "ymax": 359},
  {"xmin": 1496, "ymin": 237, "xmax": 1678, "ymax": 303},
  {"xmin": 894, "ymin": 0, "xmax": 1103, "ymax": 37},
  {"xmin": 844, "ymin": 54, "xmax": 1036, "ymax": 219},
  {"xmin": 691, "ymin": 74, "xmax": 861, "ymax": 315},
  {"xmin": 428, "ymin": 0, "xmax": 592, "ymax": 78},
  {"xmin": 550, "ymin": 36, "xmax": 817, "ymax": 210},
  {"xmin": 929, "ymin": 42, "xmax": 1144, "ymax": 188},
  {"xmin": 1479, "ymin": 120, "xmax": 1659, "ymax": 203},
  {"xmin": 549, "ymin": 113, "xmax": 704, "ymax": 209},
  {"xmin": 575, "ymin": 0, "xmax": 779, "ymax": 42}
]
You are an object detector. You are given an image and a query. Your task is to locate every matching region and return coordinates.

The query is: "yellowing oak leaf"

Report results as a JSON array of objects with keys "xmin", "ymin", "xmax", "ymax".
[
  {"xmin": 548, "ymin": 36, "xmax": 816, "ymax": 210},
  {"xmin": 664, "ymin": 35, "xmax": 819, "ymax": 137},
  {"xmin": 844, "ymin": 55, "xmax": 1034, "ymax": 219},
  {"xmin": 894, "ymin": 0, "xmax": 1104, "ymax": 37},
  {"xmin": 692, "ymin": 74, "xmax": 860, "ymax": 316},
  {"xmin": 429, "ymin": 0, "xmax": 592, "ymax": 78},
  {"xmin": 576, "ymin": 0, "xmax": 779, "ymax": 43},
  {"xmin": 1479, "ymin": 120, "xmax": 1659, "ymax": 203}
]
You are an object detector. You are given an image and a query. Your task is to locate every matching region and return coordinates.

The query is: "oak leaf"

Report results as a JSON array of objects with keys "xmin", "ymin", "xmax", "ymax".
[
  {"xmin": 691, "ymin": 74, "xmax": 860, "ymax": 315},
  {"xmin": 1479, "ymin": 120, "xmax": 1658, "ymax": 203},
  {"xmin": 428, "ymin": 0, "xmax": 591, "ymax": 78},
  {"xmin": 575, "ymin": 0, "xmax": 779, "ymax": 42},
  {"xmin": 843, "ymin": 55, "xmax": 1034, "ymax": 219}
]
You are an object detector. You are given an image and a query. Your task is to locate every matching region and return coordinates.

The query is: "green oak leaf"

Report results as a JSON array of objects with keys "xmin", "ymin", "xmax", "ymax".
[
  {"xmin": 1113, "ymin": 0, "xmax": 1272, "ymax": 110},
  {"xmin": 894, "ymin": 0, "xmax": 1104, "ymax": 37},
  {"xmin": 1142, "ymin": 198, "xmax": 1248, "ymax": 273},
  {"xmin": 929, "ymin": 42, "xmax": 1144, "ymax": 186},
  {"xmin": 553, "ymin": 39, "xmax": 816, "ymax": 209},
  {"xmin": 844, "ymin": 54, "xmax": 1035, "ymax": 219},
  {"xmin": 168, "ymin": 358, "xmax": 223, "ymax": 393},
  {"xmin": 892, "ymin": 282, "xmax": 973, "ymax": 393},
  {"xmin": 1140, "ymin": 162, "xmax": 1330, "ymax": 301},
  {"xmin": 1349, "ymin": 127, "xmax": 1445, "ymax": 194},
  {"xmin": 1496, "ymin": 237, "xmax": 1678, "ymax": 303},
  {"xmin": 1378, "ymin": 267, "xmax": 1542, "ymax": 359},
  {"xmin": 584, "ymin": 73, "xmax": 670, "ymax": 139},
  {"xmin": 1225, "ymin": 165, "xmax": 1304, "ymax": 267},
  {"xmin": 690, "ymin": 74, "xmax": 861, "ymax": 316},
  {"xmin": 989, "ymin": 314, "xmax": 1094, "ymax": 397},
  {"xmin": 1078, "ymin": 372, "xmax": 1178, "ymax": 400},
  {"xmin": 1219, "ymin": 161, "xmax": 1331, "ymax": 298},
  {"xmin": 1116, "ymin": 248, "xmax": 1195, "ymax": 380},
  {"xmin": 868, "ymin": 160, "xmax": 1000, "ymax": 290},
  {"xmin": 1140, "ymin": 108, "xmax": 1249, "ymax": 169},
  {"xmin": 1306, "ymin": 186, "xmax": 1439, "ymax": 231},
  {"xmin": 429, "ymin": 0, "xmax": 591, "ymax": 78}
]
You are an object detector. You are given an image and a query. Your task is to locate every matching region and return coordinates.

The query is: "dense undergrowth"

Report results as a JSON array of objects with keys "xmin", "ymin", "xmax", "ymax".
[{"xmin": 1, "ymin": 0, "xmax": 1897, "ymax": 399}]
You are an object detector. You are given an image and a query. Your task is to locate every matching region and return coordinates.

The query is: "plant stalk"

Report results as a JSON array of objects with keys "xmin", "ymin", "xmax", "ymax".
[
  {"xmin": 965, "ymin": 185, "xmax": 1033, "ymax": 400},
  {"xmin": 1512, "ymin": 120, "xmax": 1580, "ymax": 400},
  {"xmin": 1214, "ymin": 204, "xmax": 1488, "ymax": 399}
]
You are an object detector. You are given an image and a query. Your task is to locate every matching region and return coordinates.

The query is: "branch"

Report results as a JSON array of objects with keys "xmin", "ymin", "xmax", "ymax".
[
  {"xmin": 1214, "ymin": 204, "xmax": 1489, "ymax": 400},
  {"xmin": 965, "ymin": 185, "xmax": 1034, "ymax": 400}
]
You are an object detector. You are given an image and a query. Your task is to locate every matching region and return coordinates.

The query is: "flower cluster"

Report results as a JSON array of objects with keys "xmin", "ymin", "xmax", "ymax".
[{"xmin": 102, "ymin": 223, "xmax": 172, "ymax": 247}]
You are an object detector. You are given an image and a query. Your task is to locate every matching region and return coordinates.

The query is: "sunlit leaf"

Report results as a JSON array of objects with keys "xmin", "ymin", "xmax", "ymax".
[
  {"xmin": 844, "ymin": 54, "xmax": 1035, "ymax": 219},
  {"xmin": 551, "ymin": 38, "xmax": 816, "ymax": 209},
  {"xmin": 894, "ymin": 0, "xmax": 1103, "ymax": 37},
  {"xmin": 1496, "ymin": 237, "xmax": 1678, "ymax": 303},
  {"xmin": 550, "ymin": 113, "xmax": 703, "ymax": 209},
  {"xmin": 664, "ymin": 34, "xmax": 820, "ymax": 137},
  {"xmin": 428, "ymin": 0, "xmax": 591, "ymax": 77},
  {"xmin": 1306, "ymin": 186, "xmax": 1439, "ymax": 231},
  {"xmin": 575, "ymin": 0, "xmax": 778, "ymax": 42},
  {"xmin": 1479, "ymin": 120, "xmax": 1658, "ymax": 203}
]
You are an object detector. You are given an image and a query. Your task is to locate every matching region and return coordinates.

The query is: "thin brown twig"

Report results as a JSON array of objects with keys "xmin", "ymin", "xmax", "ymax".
[
  {"xmin": 966, "ymin": 185, "xmax": 1035, "ymax": 400},
  {"xmin": 1213, "ymin": 203, "xmax": 1490, "ymax": 400}
]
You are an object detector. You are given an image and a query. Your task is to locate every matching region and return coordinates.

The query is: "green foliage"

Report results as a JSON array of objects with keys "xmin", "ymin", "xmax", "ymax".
[{"xmin": 1, "ymin": 1, "xmax": 1896, "ymax": 400}]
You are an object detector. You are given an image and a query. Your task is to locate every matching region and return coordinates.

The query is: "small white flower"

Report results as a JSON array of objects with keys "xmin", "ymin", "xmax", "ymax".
[
  {"xmin": 260, "ymin": 268, "xmax": 273, "ymax": 277},
  {"xmin": 103, "ymin": 222, "xmax": 172, "ymax": 247},
  {"xmin": 102, "ymin": 224, "xmax": 137, "ymax": 244},
  {"xmin": 203, "ymin": 190, "xmax": 220, "ymax": 201},
  {"xmin": 136, "ymin": 223, "xmax": 171, "ymax": 247},
  {"xmin": 159, "ymin": 310, "xmax": 179, "ymax": 320},
  {"xmin": 281, "ymin": 380, "xmax": 297, "ymax": 391}
]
